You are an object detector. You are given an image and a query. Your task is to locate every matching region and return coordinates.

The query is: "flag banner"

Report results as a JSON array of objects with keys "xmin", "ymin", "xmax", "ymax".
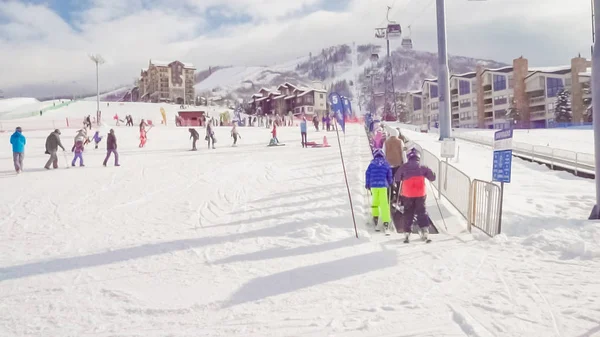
[
  {"xmin": 329, "ymin": 92, "xmax": 345, "ymax": 133},
  {"xmin": 342, "ymin": 96, "xmax": 352, "ymax": 117}
]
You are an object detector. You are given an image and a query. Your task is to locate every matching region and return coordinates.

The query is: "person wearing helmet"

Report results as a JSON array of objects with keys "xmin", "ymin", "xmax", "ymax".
[
  {"xmin": 383, "ymin": 128, "xmax": 405, "ymax": 203},
  {"xmin": 10, "ymin": 126, "xmax": 26, "ymax": 174},
  {"xmin": 395, "ymin": 149, "xmax": 436, "ymax": 242},
  {"xmin": 365, "ymin": 148, "xmax": 393, "ymax": 234}
]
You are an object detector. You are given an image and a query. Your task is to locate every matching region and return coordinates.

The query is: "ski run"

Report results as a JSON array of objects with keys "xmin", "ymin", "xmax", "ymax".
[{"xmin": 1, "ymin": 105, "xmax": 600, "ymax": 337}]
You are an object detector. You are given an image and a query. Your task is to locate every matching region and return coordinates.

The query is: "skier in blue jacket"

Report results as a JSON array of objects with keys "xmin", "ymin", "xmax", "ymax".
[
  {"xmin": 9, "ymin": 126, "xmax": 26, "ymax": 173},
  {"xmin": 365, "ymin": 148, "xmax": 393, "ymax": 233}
]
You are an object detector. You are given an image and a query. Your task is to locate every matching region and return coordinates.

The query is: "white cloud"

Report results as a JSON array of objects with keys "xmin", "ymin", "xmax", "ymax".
[{"xmin": 0, "ymin": 0, "xmax": 593, "ymax": 97}]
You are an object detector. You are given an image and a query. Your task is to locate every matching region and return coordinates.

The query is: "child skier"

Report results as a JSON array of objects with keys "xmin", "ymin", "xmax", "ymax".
[
  {"xmin": 231, "ymin": 123, "xmax": 241, "ymax": 146},
  {"xmin": 395, "ymin": 149, "xmax": 436, "ymax": 243},
  {"xmin": 93, "ymin": 131, "xmax": 102, "ymax": 149},
  {"xmin": 71, "ymin": 135, "xmax": 85, "ymax": 167},
  {"xmin": 365, "ymin": 148, "xmax": 393, "ymax": 235}
]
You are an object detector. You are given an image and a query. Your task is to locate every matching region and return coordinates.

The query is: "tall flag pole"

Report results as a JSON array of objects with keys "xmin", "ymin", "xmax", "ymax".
[{"xmin": 329, "ymin": 92, "xmax": 358, "ymax": 238}]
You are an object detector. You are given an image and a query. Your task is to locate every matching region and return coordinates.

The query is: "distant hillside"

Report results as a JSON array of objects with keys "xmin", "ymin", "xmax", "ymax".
[{"xmin": 194, "ymin": 44, "xmax": 508, "ymax": 106}]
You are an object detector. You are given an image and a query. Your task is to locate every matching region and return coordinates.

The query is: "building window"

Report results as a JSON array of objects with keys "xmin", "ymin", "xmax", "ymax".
[
  {"xmin": 319, "ymin": 94, "xmax": 324, "ymax": 99},
  {"xmin": 493, "ymin": 74, "xmax": 507, "ymax": 91},
  {"xmin": 430, "ymin": 85, "xmax": 438, "ymax": 98},
  {"xmin": 546, "ymin": 77, "xmax": 564, "ymax": 97},
  {"xmin": 494, "ymin": 95, "xmax": 507, "ymax": 105},
  {"xmin": 413, "ymin": 96, "xmax": 422, "ymax": 110},
  {"xmin": 460, "ymin": 99, "xmax": 471, "ymax": 108},
  {"xmin": 459, "ymin": 80, "xmax": 470, "ymax": 95}
]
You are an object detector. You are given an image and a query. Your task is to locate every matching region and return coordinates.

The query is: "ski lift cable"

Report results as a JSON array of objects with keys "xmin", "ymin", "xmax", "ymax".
[
  {"xmin": 406, "ymin": 0, "xmax": 435, "ymax": 28},
  {"xmin": 388, "ymin": 0, "xmax": 420, "ymax": 23}
]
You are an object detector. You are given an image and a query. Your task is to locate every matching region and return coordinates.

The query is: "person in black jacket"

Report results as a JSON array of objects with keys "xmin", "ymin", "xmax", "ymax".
[
  {"xmin": 189, "ymin": 128, "xmax": 199, "ymax": 150},
  {"xmin": 44, "ymin": 129, "xmax": 65, "ymax": 169},
  {"xmin": 102, "ymin": 129, "xmax": 120, "ymax": 166}
]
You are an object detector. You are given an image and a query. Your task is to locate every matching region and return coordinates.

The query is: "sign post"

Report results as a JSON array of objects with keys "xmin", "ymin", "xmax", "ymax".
[
  {"xmin": 492, "ymin": 129, "xmax": 513, "ymax": 234},
  {"xmin": 440, "ymin": 138, "xmax": 456, "ymax": 197}
]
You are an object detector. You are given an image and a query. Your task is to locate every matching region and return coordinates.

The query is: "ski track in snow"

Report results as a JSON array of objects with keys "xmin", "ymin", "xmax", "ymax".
[{"xmin": 0, "ymin": 120, "xmax": 599, "ymax": 336}]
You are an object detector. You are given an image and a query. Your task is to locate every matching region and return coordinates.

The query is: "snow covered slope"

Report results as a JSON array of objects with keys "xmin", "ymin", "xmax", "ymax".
[
  {"xmin": 1, "ymin": 123, "xmax": 599, "ymax": 336},
  {"xmin": 0, "ymin": 98, "xmax": 40, "ymax": 113}
]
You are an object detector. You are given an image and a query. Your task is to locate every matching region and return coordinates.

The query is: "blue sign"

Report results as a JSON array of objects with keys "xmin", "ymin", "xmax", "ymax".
[
  {"xmin": 494, "ymin": 129, "xmax": 513, "ymax": 141},
  {"xmin": 328, "ymin": 92, "xmax": 345, "ymax": 132},
  {"xmin": 492, "ymin": 150, "xmax": 512, "ymax": 183},
  {"xmin": 492, "ymin": 129, "xmax": 513, "ymax": 183}
]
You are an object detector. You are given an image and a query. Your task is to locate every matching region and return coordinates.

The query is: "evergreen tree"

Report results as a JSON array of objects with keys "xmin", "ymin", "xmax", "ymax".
[
  {"xmin": 505, "ymin": 98, "xmax": 521, "ymax": 123},
  {"xmin": 554, "ymin": 89, "xmax": 572, "ymax": 123},
  {"xmin": 585, "ymin": 104, "xmax": 593, "ymax": 122}
]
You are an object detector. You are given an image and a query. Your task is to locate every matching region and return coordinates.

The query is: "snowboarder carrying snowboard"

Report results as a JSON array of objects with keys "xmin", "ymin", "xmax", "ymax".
[
  {"xmin": 365, "ymin": 148, "xmax": 393, "ymax": 234},
  {"xmin": 395, "ymin": 149, "xmax": 436, "ymax": 243}
]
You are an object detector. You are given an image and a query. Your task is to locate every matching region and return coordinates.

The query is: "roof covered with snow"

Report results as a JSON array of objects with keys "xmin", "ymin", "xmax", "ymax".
[
  {"xmin": 149, "ymin": 60, "xmax": 195, "ymax": 69},
  {"xmin": 450, "ymin": 72, "xmax": 476, "ymax": 79},
  {"xmin": 526, "ymin": 65, "xmax": 572, "ymax": 79},
  {"xmin": 481, "ymin": 66, "xmax": 514, "ymax": 74}
]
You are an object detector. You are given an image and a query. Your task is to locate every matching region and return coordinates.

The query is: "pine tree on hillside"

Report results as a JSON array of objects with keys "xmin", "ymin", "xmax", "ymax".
[{"xmin": 554, "ymin": 89, "xmax": 572, "ymax": 123}]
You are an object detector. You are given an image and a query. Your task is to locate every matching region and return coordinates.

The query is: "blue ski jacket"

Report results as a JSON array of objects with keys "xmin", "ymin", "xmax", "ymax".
[
  {"xmin": 365, "ymin": 155, "xmax": 393, "ymax": 189},
  {"xmin": 10, "ymin": 131, "xmax": 26, "ymax": 153}
]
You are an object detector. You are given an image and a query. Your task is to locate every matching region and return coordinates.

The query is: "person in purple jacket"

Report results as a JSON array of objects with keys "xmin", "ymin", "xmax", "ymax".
[
  {"xmin": 93, "ymin": 131, "xmax": 103, "ymax": 149},
  {"xmin": 395, "ymin": 148, "xmax": 436, "ymax": 242},
  {"xmin": 103, "ymin": 129, "xmax": 120, "ymax": 167},
  {"xmin": 365, "ymin": 148, "xmax": 393, "ymax": 234}
]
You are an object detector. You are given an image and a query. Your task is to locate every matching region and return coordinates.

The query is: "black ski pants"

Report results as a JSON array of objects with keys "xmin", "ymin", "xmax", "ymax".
[{"xmin": 402, "ymin": 196, "xmax": 428, "ymax": 232}]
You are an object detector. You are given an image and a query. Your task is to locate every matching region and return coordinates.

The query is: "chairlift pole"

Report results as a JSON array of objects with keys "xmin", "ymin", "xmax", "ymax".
[
  {"xmin": 591, "ymin": 0, "xmax": 600, "ymax": 219},
  {"xmin": 436, "ymin": 0, "xmax": 452, "ymax": 140}
]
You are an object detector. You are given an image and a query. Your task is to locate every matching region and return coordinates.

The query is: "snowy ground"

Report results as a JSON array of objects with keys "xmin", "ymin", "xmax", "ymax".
[{"xmin": 1, "ymin": 120, "xmax": 600, "ymax": 336}]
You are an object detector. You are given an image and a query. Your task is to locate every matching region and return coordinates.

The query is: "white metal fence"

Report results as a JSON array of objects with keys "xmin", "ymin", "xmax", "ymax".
[
  {"xmin": 469, "ymin": 179, "xmax": 502, "ymax": 236},
  {"xmin": 393, "ymin": 123, "xmax": 594, "ymax": 175}
]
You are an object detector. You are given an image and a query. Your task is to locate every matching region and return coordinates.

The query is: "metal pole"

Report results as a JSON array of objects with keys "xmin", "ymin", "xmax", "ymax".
[
  {"xmin": 592, "ymin": 0, "xmax": 595, "ymax": 55},
  {"xmin": 591, "ymin": 0, "xmax": 600, "ymax": 219},
  {"xmin": 498, "ymin": 182, "xmax": 504, "ymax": 234},
  {"xmin": 96, "ymin": 62, "xmax": 100, "ymax": 126},
  {"xmin": 436, "ymin": 0, "xmax": 452, "ymax": 140}
]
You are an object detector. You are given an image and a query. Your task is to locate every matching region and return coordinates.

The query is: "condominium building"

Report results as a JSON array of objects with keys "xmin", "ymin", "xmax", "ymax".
[
  {"xmin": 250, "ymin": 82, "xmax": 328, "ymax": 117},
  {"xmin": 139, "ymin": 60, "xmax": 196, "ymax": 104},
  {"xmin": 401, "ymin": 56, "xmax": 591, "ymax": 129}
]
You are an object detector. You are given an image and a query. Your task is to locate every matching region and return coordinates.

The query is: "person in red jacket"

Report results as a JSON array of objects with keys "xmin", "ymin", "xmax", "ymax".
[
  {"xmin": 271, "ymin": 123, "xmax": 279, "ymax": 144},
  {"xmin": 395, "ymin": 149, "xmax": 435, "ymax": 242}
]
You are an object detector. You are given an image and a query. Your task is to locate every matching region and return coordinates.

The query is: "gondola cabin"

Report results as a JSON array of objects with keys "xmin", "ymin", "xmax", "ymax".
[{"xmin": 387, "ymin": 23, "xmax": 402, "ymax": 39}]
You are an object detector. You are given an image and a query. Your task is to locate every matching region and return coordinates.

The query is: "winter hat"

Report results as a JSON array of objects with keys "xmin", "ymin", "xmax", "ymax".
[
  {"xmin": 15, "ymin": 126, "xmax": 22, "ymax": 132},
  {"xmin": 54, "ymin": 129, "xmax": 61, "ymax": 135}
]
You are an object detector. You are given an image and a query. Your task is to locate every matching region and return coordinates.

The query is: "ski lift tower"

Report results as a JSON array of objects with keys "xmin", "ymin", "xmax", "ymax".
[{"xmin": 375, "ymin": 6, "xmax": 402, "ymax": 121}]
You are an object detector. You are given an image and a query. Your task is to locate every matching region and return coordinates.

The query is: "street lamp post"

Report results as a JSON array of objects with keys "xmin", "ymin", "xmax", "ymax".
[{"xmin": 89, "ymin": 54, "xmax": 105, "ymax": 126}]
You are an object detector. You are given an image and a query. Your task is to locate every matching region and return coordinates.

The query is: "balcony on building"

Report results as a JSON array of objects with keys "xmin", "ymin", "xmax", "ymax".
[
  {"xmin": 528, "ymin": 89, "xmax": 546, "ymax": 106},
  {"xmin": 529, "ymin": 105, "xmax": 546, "ymax": 118}
]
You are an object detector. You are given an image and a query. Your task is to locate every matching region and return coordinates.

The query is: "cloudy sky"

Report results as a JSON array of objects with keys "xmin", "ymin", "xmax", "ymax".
[{"xmin": 0, "ymin": 0, "xmax": 593, "ymax": 97}]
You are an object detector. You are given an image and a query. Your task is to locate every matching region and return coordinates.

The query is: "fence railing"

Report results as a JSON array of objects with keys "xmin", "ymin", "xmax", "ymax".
[
  {"xmin": 392, "ymin": 123, "xmax": 594, "ymax": 175},
  {"xmin": 0, "ymin": 118, "xmax": 86, "ymax": 133},
  {"xmin": 469, "ymin": 179, "xmax": 502, "ymax": 236}
]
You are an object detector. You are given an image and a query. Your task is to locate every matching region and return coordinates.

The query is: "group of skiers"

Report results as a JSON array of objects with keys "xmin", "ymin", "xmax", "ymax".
[
  {"xmin": 187, "ymin": 118, "xmax": 242, "ymax": 150},
  {"xmin": 8, "ymin": 126, "xmax": 120, "ymax": 173},
  {"xmin": 364, "ymin": 122, "xmax": 436, "ymax": 243}
]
